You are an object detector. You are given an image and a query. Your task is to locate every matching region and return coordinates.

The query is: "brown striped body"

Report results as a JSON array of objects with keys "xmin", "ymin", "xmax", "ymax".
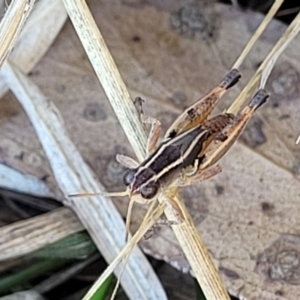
[{"xmin": 124, "ymin": 113, "xmax": 234, "ymax": 199}]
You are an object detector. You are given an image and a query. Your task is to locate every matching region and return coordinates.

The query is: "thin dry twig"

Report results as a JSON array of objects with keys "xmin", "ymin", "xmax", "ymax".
[
  {"xmin": 232, "ymin": 0, "xmax": 284, "ymax": 70},
  {"xmin": 229, "ymin": 10, "xmax": 300, "ymax": 114}
]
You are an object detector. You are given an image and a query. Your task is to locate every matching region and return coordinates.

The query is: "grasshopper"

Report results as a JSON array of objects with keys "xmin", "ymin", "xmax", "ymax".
[{"xmin": 70, "ymin": 68, "xmax": 268, "ymax": 229}]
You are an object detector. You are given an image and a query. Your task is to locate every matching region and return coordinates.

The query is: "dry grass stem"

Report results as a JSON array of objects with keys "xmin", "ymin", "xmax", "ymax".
[
  {"xmin": 165, "ymin": 195, "xmax": 229, "ymax": 297},
  {"xmin": 0, "ymin": 60, "xmax": 166, "ymax": 300},
  {"xmin": 83, "ymin": 202, "xmax": 166, "ymax": 300},
  {"xmin": 62, "ymin": 0, "xmax": 147, "ymax": 162},
  {"xmin": 0, "ymin": 208, "xmax": 83, "ymax": 261},
  {"xmin": 229, "ymin": 10, "xmax": 300, "ymax": 114},
  {"xmin": 61, "ymin": 1, "xmax": 231, "ymax": 300},
  {"xmin": 0, "ymin": 0, "xmax": 67, "ymax": 99},
  {"xmin": 0, "ymin": 163, "xmax": 53, "ymax": 197},
  {"xmin": 232, "ymin": 0, "xmax": 284, "ymax": 69},
  {"xmin": 0, "ymin": 0, "xmax": 36, "ymax": 67}
]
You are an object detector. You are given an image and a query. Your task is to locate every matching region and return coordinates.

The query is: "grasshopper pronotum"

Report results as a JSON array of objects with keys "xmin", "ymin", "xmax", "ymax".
[{"xmin": 70, "ymin": 69, "xmax": 268, "ymax": 232}]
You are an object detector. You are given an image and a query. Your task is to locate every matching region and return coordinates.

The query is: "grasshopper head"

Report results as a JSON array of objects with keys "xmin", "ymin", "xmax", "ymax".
[
  {"xmin": 123, "ymin": 167, "xmax": 160, "ymax": 200},
  {"xmin": 123, "ymin": 169, "xmax": 136, "ymax": 186}
]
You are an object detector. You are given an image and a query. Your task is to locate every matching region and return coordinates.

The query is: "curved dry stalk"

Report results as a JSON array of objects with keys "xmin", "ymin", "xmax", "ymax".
[
  {"xmin": 229, "ymin": 11, "xmax": 300, "ymax": 115},
  {"xmin": 232, "ymin": 0, "xmax": 284, "ymax": 70},
  {"xmin": 0, "ymin": 0, "xmax": 36, "ymax": 67},
  {"xmin": 0, "ymin": 0, "xmax": 68, "ymax": 99}
]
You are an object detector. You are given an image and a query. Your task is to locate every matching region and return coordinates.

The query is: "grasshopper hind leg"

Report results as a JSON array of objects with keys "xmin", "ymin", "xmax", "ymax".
[
  {"xmin": 176, "ymin": 164, "xmax": 222, "ymax": 187},
  {"xmin": 219, "ymin": 68, "xmax": 241, "ymax": 90},
  {"xmin": 165, "ymin": 69, "xmax": 241, "ymax": 138}
]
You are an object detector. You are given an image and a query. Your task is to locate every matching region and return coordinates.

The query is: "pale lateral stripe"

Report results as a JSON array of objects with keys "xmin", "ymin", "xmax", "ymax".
[
  {"xmin": 144, "ymin": 129, "xmax": 209, "ymax": 184},
  {"xmin": 136, "ymin": 125, "xmax": 205, "ymax": 175}
]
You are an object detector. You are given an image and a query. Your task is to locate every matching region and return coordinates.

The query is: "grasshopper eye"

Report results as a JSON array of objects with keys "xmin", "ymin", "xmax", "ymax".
[
  {"xmin": 140, "ymin": 181, "xmax": 159, "ymax": 199},
  {"xmin": 123, "ymin": 169, "xmax": 136, "ymax": 186}
]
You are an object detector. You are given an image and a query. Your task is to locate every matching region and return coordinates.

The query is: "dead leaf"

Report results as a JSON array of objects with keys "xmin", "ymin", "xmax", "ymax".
[{"xmin": 1, "ymin": 1, "xmax": 300, "ymax": 299}]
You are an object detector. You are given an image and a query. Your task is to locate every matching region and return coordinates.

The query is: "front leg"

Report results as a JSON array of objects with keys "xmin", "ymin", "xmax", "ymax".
[
  {"xmin": 135, "ymin": 97, "xmax": 162, "ymax": 155},
  {"xmin": 141, "ymin": 115, "xmax": 161, "ymax": 155}
]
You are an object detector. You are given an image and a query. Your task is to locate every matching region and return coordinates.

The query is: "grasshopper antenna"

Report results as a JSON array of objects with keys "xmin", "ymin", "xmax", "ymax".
[
  {"xmin": 110, "ymin": 198, "xmax": 159, "ymax": 300},
  {"xmin": 109, "ymin": 195, "xmax": 136, "ymax": 300},
  {"xmin": 68, "ymin": 191, "xmax": 129, "ymax": 198},
  {"xmin": 69, "ymin": 190, "xmax": 137, "ymax": 241},
  {"xmin": 68, "ymin": 190, "xmax": 136, "ymax": 299}
]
